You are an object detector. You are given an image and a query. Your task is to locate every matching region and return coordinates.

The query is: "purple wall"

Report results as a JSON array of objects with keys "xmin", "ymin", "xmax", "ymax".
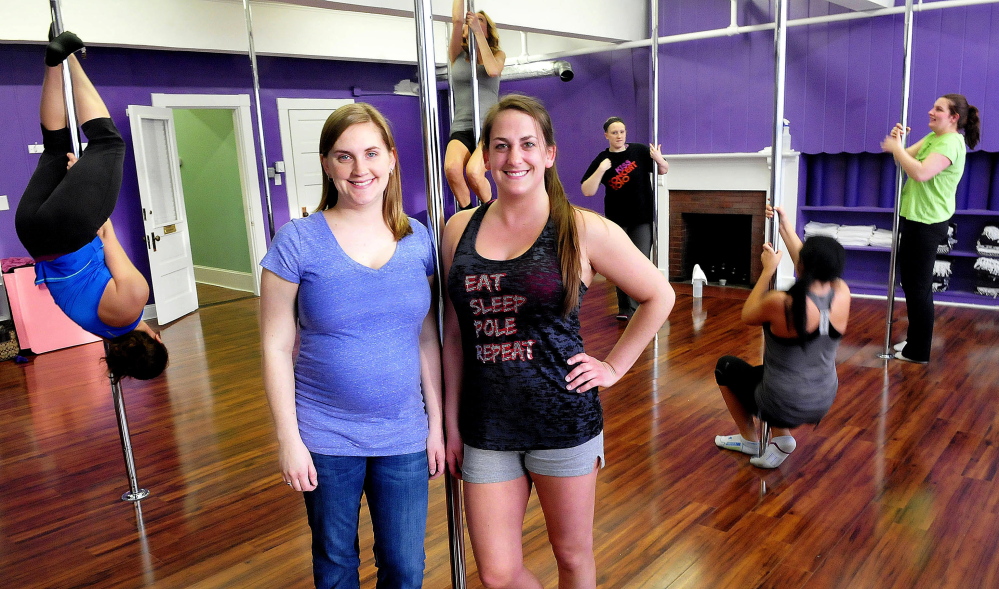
[
  {"xmin": 501, "ymin": 49, "xmax": 650, "ymax": 217},
  {"xmin": 658, "ymin": 0, "xmax": 999, "ymax": 154},
  {"xmin": 0, "ymin": 45, "xmax": 423, "ymax": 286},
  {"xmin": 3, "ymin": 0, "xmax": 997, "ymax": 282}
]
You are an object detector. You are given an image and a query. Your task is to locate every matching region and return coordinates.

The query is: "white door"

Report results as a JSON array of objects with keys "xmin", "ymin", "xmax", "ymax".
[
  {"xmin": 127, "ymin": 105, "xmax": 198, "ymax": 325},
  {"xmin": 277, "ymin": 98, "xmax": 354, "ymax": 219}
]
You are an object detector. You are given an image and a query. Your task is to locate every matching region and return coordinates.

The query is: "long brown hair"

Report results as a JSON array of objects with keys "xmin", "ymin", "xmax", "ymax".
[
  {"xmin": 316, "ymin": 103, "xmax": 411, "ymax": 240},
  {"xmin": 462, "ymin": 10, "xmax": 501, "ymax": 55},
  {"xmin": 482, "ymin": 94, "xmax": 582, "ymax": 317}
]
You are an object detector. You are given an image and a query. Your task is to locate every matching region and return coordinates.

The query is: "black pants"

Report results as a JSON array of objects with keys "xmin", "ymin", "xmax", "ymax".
[
  {"xmin": 898, "ymin": 217, "xmax": 950, "ymax": 362},
  {"xmin": 615, "ymin": 222, "xmax": 652, "ymax": 316},
  {"xmin": 15, "ymin": 118, "xmax": 125, "ymax": 258}
]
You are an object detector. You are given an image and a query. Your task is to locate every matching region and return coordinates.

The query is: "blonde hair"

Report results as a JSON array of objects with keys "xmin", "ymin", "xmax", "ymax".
[
  {"xmin": 463, "ymin": 10, "xmax": 502, "ymax": 55},
  {"xmin": 482, "ymin": 94, "xmax": 582, "ymax": 317},
  {"xmin": 317, "ymin": 103, "xmax": 411, "ymax": 240}
]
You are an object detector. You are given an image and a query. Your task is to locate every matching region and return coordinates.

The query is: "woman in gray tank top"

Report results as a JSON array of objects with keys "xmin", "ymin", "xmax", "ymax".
[
  {"xmin": 713, "ymin": 206, "xmax": 851, "ymax": 468},
  {"xmin": 444, "ymin": 0, "xmax": 505, "ymax": 210}
]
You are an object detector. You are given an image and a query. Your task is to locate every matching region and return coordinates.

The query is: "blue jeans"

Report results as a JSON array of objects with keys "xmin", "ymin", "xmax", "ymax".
[{"xmin": 304, "ymin": 451, "xmax": 428, "ymax": 589}]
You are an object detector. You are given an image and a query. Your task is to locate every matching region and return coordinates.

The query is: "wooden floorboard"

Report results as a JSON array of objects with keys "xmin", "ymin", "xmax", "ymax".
[{"xmin": 1, "ymin": 277, "xmax": 998, "ymax": 588}]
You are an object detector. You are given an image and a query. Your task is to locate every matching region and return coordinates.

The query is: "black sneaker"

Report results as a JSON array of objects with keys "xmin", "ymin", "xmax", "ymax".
[{"xmin": 46, "ymin": 31, "xmax": 85, "ymax": 67}]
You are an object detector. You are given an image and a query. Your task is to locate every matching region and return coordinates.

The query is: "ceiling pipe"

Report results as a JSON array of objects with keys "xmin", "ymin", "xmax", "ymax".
[
  {"xmin": 435, "ymin": 59, "xmax": 573, "ymax": 82},
  {"xmin": 517, "ymin": 0, "xmax": 998, "ymax": 64}
]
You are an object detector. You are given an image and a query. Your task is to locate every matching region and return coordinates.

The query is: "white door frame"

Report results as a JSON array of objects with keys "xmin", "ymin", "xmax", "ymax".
[
  {"xmin": 127, "ymin": 105, "xmax": 200, "ymax": 325},
  {"xmin": 151, "ymin": 93, "xmax": 266, "ymax": 295},
  {"xmin": 277, "ymin": 97, "xmax": 354, "ymax": 219}
]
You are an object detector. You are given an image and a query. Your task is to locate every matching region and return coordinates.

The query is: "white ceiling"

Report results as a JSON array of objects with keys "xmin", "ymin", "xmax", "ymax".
[{"xmin": 0, "ymin": 0, "xmax": 649, "ymax": 65}]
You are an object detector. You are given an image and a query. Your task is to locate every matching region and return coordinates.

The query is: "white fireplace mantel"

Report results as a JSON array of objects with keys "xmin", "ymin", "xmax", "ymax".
[{"xmin": 658, "ymin": 151, "xmax": 801, "ymax": 289}]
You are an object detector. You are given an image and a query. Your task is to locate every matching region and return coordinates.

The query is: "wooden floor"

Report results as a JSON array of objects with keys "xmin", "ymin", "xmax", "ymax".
[
  {"xmin": 2, "ymin": 277, "xmax": 998, "ymax": 588},
  {"xmin": 195, "ymin": 283, "xmax": 256, "ymax": 308}
]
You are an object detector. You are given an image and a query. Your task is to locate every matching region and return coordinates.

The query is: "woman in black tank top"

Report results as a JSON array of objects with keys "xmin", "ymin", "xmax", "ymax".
[{"xmin": 441, "ymin": 95, "xmax": 675, "ymax": 588}]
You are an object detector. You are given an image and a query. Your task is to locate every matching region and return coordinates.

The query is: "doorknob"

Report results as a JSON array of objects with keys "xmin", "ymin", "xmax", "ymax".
[{"xmin": 150, "ymin": 232, "xmax": 160, "ymax": 252}]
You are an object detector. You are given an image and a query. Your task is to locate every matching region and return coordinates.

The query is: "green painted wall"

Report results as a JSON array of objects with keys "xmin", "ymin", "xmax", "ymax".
[{"xmin": 174, "ymin": 109, "xmax": 252, "ymax": 274}]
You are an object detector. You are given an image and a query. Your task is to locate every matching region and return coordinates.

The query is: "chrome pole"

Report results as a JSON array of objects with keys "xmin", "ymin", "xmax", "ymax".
[
  {"xmin": 882, "ymin": 0, "xmax": 915, "ymax": 359},
  {"xmin": 413, "ymin": 1, "xmax": 465, "ymax": 586},
  {"xmin": 767, "ymin": 0, "xmax": 789, "ymax": 254},
  {"xmin": 50, "ymin": 0, "xmax": 149, "ymax": 503},
  {"xmin": 447, "ymin": 23, "xmax": 460, "ymax": 213},
  {"xmin": 242, "ymin": 0, "xmax": 277, "ymax": 238},
  {"xmin": 758, "ymin": 0, "xmax": 788, "ymax": 455},
  {"xmin": 650, "ymin": 0, "xmax": 660, "ymax": 268},
  {"xmin": 467, "ymin": 0, "xmax": 481, "ymax": 148},
  {"xmin": 48, "ymin": 0, "xmax": 80, "ymax": 158},
  {"xmin": 111, "ymin": 363, "xmax": 151, "ymax": 502}
]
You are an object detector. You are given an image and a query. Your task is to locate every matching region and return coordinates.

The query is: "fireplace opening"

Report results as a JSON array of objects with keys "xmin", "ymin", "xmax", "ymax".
[{"xmin": 681, "ymin": 213, "xmax": 753, "ymax": 286}]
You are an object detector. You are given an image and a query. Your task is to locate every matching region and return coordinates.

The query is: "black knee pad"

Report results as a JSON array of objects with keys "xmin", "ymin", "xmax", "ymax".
[{"xmin": 715, "ymin": 356, "xmax": 735, "ymax": 386}]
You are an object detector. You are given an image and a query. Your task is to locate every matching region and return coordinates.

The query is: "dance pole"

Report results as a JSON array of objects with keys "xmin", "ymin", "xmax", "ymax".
[
  {"xmin": 649, "ymin": 0, "xmax": 660, "ymax": 267},
  {"xmin": 758, "ymin": 0, "xmax": 788, "ymax": 465},
  {"xmin": 49, "ymin": 0, "xmax": 150, "ymax": 503},
  {"xmin": 767, "ymin": 0, "xmax": 789, "ymax": 252},
  {"xmin": 881, "ymin": 0, "xmax": 915, "ymax": 359},
  {"xmin": 242, "ymin": 0, "xmax": 277, "ymax": 238},
  {"xmin": 412, "ymin": 1, "xmax": 466, "ymax": 586},
  {"xmin": 48, "ymin": 1, "xmax": 80, "ymax": 157},
  {"xmin": 467, "ymin": 0, "xmax": 481, "ymax": 153},
  {"xmin": 447, "ymin": 27, "xmax": 459, "ymax": 213}
]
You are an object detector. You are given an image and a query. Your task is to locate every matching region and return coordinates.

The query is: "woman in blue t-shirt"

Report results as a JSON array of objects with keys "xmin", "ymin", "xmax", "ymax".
[
  {"xmin": 881, "ymin": 94, "xmax": 980, "ymax": 363},
  {"xmin": 15, "ymin": 33, "xmax": 166, "ymax": 383},
  {"xmin": 260, "ymin": 103, "xmax": 444, "ymax": 589}
]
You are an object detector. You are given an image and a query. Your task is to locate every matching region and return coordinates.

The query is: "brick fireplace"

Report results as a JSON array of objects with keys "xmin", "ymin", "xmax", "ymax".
[
  {"xmin": 668, "ymin": 190, "xmax": 766, "ymax": 285},
  {"xmin": 658, "ymin": 151, "xmax": 800, "ymax": 289}
]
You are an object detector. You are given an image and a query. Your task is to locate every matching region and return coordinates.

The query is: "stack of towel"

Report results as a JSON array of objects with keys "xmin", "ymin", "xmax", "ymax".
[
  {"xmin": 870, "ymin": 228, "xmax": 894, "ymax": 248},
  {"xmin": 937, "ymin": 223, "xmax": 958, "ymax": 254},
  {"xmin": 803, "ymin": 221, "xmax": 838, "ymax": 239},
  {"xmin": 974, "ymin": 256, "xmax": 999, "ymax": 298},
  {"xmin": 836, "ymin": 225, "xmax": 877, "ymax": 247},
  {"xmin": 977, "ymin": 226, "xmax": 999, "ymax": 257},
  {"xmin": 975, "ymin": 227, "xmax": 999, "ymax": 297},
  {"xmin": 802, "ymin": 221, "xmax": 880, "ymax": 247},
  {"xmin": 932, "ymin": 259, "xmax": 952, "ymax": 293}
]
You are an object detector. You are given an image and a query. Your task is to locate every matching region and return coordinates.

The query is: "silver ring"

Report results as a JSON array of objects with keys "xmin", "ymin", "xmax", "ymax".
[{"xmin": 285, "ymin": 481, "xmax": 292, "ymax": 486}]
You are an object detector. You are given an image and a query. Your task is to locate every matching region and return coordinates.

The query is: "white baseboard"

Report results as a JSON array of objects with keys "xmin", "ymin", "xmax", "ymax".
[
  {"xmin": 194, "ymin": 266, "xmax": 256, "ymax": 293},
  {"xmin": 143, "ymin": 304, "xmax": 156, "ymax": 322}
]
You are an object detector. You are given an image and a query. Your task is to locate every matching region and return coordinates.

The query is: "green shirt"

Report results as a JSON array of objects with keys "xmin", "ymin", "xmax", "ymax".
[{"xmin": 900, "ymin": 132, "xmax": 966, "ymax": 224}]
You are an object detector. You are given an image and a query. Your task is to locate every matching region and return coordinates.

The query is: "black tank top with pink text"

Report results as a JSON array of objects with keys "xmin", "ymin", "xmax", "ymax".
[{"xmin": 447, "ymin": 203, "xmax": 602, "ymax": 451}]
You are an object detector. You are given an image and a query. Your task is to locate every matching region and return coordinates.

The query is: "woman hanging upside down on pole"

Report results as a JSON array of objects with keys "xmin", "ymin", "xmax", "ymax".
[{"xmin": 15, "ymin": 32, "xmax": 168, "ymax": 382}]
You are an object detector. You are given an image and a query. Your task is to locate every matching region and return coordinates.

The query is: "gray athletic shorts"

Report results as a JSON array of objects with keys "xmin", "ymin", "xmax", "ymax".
[{"xmin": 461, "ymin": 431, "xmax": 605, "ymax": 484}]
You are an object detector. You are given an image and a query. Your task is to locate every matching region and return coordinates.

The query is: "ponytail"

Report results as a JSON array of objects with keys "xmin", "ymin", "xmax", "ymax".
[
  {"xmin": 785, "ymin": 236, "xmax": 845, "ymax": 347},
  {"xmin": 943, "ymin": 94, "xmax": 981, "ymax": 150}
]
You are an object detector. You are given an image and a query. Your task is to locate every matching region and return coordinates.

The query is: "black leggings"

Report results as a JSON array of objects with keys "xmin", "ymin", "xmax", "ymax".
[
  {"xmin": 898, "ymin": 217, "xmax": 950, "ymax": 362},
  {"xmin": 15, "ymin": 118, "xmax": 125, "ymax": 258},
  {"xmin": 616, "ymin": 222, "xmax": 652, "ymax": 315}
]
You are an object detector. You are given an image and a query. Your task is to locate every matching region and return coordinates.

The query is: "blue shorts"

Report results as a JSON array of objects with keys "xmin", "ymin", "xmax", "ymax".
[{"xmin": 461, "ymin": 432, "xmax": 605, "ymax": 484}]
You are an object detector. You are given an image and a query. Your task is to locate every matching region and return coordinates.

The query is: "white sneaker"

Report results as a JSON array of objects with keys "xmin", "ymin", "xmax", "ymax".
[
  {"xmin": 893, "ymin": 340, "xmax": 907, "ymax": 352},
  {"xmin": 714, "ymin": 434, "xmax": 759, "ymax": 455}
]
